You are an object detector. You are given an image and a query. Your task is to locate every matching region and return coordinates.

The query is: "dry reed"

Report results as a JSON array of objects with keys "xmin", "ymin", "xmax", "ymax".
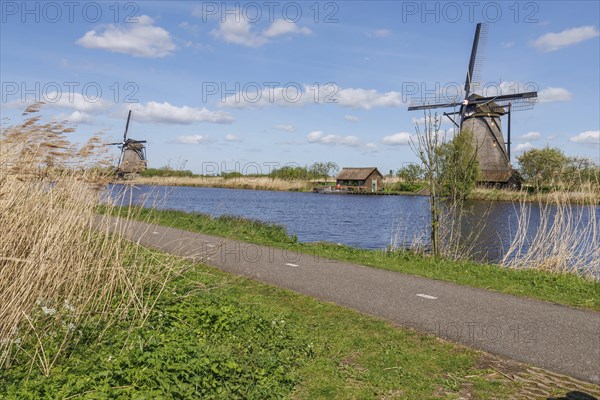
[
  {"xmin": 470, "ymin": 186, "xmax": 600, "ymax": 204},
  {"xmin": 129, "ymin": 175, "xmax": 314, "ymax": 191},
  {"xmin": 501, "ymin": 189, "xmax": 600, "ymax": 279},
  {"xmin": 0, "ymin": 105, "xmax": 179, "ymax": 374}
]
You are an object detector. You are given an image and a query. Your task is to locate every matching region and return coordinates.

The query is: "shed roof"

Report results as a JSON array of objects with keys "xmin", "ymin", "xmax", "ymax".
[{"xmin": 336, "ymin": 167, "xmax": 382, "ymax": 180}]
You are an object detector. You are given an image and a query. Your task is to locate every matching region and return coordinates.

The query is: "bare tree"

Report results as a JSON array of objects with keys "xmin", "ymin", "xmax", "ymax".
[
  {"xmin": 411, "ymin": 112, "xmax": 444, "ymax": 256},
  {"xmin": 410, "ymin": 112, "xmax": 481, "ymax": 259}
]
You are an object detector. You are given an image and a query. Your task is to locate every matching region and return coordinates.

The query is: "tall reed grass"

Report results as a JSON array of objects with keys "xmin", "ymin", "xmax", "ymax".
[
  {"xmin": 501, "ymin": 189, "xmax": 599, "ymax": 279},
  {"xmin": 129, "ymin": 175, "xmax": 314, "ymax": 191},
  {"xmin": 0, "ymin": 105, "xmax": 179, "ymax": 374}
]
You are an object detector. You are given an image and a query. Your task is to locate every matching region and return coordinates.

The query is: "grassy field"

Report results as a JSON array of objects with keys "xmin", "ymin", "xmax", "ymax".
[
  {"xmin": 105, "ymin": 207, "xmax": 600, "ymax": 312},
  {"xmin": 1, "ymin": 248, "xmax": 527, "ymax": 399}
]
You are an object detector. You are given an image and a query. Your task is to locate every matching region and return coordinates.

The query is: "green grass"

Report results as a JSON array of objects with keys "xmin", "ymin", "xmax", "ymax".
[
  {"xmin": 1, "ymin": 248, "xmax": 521, "ymax": 399},
  {"xmin": 103, "ymin": 206, "xmax": 600, "ymax": 311}
]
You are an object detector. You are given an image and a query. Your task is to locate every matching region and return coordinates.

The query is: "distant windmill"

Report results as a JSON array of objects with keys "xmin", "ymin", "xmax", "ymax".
[
  {"xmin": 408, "ymin": 23, "xmax": 538, "ymax": 187},
  {"xmin": 107, "ymin": 110, "xmax": 147, "ymax": 176}
]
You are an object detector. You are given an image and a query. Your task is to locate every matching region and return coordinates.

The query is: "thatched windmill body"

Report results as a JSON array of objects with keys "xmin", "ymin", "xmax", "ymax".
[
  {"xmin": 108, "ymin": 110, "xmax": 147, "ymax": 176},
  {"xmin": 408, "ymin": 23, "xmax": 538, "ymax": 187}
]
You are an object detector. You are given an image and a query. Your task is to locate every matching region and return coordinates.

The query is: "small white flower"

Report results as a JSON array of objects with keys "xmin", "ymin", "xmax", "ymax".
[
  {"xmin": 63, "ymin": 300, "xmax": 75, "ymax": 312},
  {"xmin": 41, "ymin": 306, "xmax": 56, "ymax": 315}
]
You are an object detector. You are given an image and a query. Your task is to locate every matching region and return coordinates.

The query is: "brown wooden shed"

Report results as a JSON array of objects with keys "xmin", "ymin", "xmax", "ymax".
[{"xmin": 336, "ymin": 167, "xmax": 383, "ymax": 192}]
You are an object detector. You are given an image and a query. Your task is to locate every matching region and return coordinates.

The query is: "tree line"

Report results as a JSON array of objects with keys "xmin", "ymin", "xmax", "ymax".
[
  {"xmin": 140, "ymin": 162, "xmax": 339, "ymax": 181},
  {"xmin": 397, "ymin": 145, "xmax": 599, "ymax": 192}
]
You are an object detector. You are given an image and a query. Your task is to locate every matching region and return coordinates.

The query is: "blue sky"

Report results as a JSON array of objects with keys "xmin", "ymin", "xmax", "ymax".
[{"xmin": 1, "ymin": 1, "xmax": 599, "ymax": 175}]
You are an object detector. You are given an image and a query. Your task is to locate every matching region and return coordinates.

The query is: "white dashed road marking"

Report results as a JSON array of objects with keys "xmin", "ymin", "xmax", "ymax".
[
  {"xmin": 416, "ymin": 293, "xmax": 438, "ymax": 300},
  {"xmin": 285, "ymin": 263, "xmax": 299, "ymax": 267}
]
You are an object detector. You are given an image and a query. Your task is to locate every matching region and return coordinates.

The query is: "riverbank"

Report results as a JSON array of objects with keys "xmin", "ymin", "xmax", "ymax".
[
  {"xmin": 10, "ymin": 244, "xmax": 591, "ymax": 399},
  {"xmin": 127, "ymin": 175, "xmax": 426, "ymax": 195},
  {"xmin": 470, "ymin": 187, "xmax": 600, "ymax": 204},
  {"xmin": 126, "ymin": 176, "xmax": 600, "ymax": 204},
  {"xmin": 104, "ymin": 206, "xmax": 600, "ymax": 311},
  {"xmin": 128, "ymin": 175, "xmax": 316, "ymax": 191}
]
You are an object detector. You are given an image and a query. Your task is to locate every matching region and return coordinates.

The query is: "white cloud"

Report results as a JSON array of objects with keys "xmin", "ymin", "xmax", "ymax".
[
  {"xmin": 382, "ymin": 132, "xmax": 413, "ymax": 146},
  {"xmin": 225, "ymin": 134, "xmax": 243, "ymax": 142},
  {"xmin": 570, "ymin": 130, "xmax": 599, "ymax": 145},
  {"xmin": 519, "ymin": 131, "xmax": 541, "ymax": 141},
  {"xmin": 129, "ymin": 102, "xmax": 234, "ymax": 124},
  {"xmin": 263, "ymin": 19, "xmax": 311, "ymax": 38},
  {"xmin": 273, "ymin": 124, "xmax": 296, "ymax": 132},
  {"xmin": 53, "ymin": 111, "xmax": 93, "ymax": 124},
  {"xmin": 531, "ymin": 26, "xmax": 600, "ymax": 52},
  {"xmin": 538, "ymin": 87, "xmax": 573, "ymax": 103},
  {"xmin": 364, "ymin": 143, "xmax": 378, "ymax": 152},
  {"xmin": 306, "ymin": 131, "xmax": 378, "ymax": 152},
  {"xmin": 210, "ymin": 9, "xmax": 311, "ymax": 47},
  {"xmin": 307, "ymin": 131, "xmax": 359, "ymax": 147},
  {"xmin": 220, "ymin": 84, "xmax": 404, "ymax": 110},
  {"xmin": 336, "ymin": 87, "xmax": 404, "ymax": 109},
  {"xmin": 65, "ymin": 111, "xmax": 92, "ymax": 124},
  {"xmin": 501, "ymin": 41, "xmax": 514, "ymax": 48},
  {"xmin": 336, "ymin": 89, "xmax": 404, "ymax": 110},
  {"xmin": 175, "ymin": 135, "xmax": 213, "ymax": 144},
  {"xmin": 76, "ymin": 15, "xmax": 176, "ymax": 58},
  {"xmin": 369, "ymin": 29, "xmax": 392, "ymax": 38},
  {"xmin": 344, "ymin": 115, "xmax": 359, "ymax": 122},
  {"xmin": 43, "ymin": 92, "xmax": 109, "ymax": 112},
  {"xmin": 514, "ymin": 142, "xmax": 535, "ymax": 153}
]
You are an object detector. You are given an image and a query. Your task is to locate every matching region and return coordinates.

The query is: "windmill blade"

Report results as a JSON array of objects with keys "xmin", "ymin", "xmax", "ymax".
[
  {"xmin": 106, "ymin": 142, "xmax": 124, "ymax": 146},
  {"xmin": 471, "ymin": 23, "xmax": 487, "ymax": 95},
  {"xmin": 123, "ymin": 110, "xmax": 132, "ymax": 141},
  {"xmin": 443, "ymin": 112, "xmax": 460, "ymax": 128},
  {"xmin": 408, "ymin": 101, "xmax": 462, "ymax": 111},
  {"xmin": 460, "ymin": 23, "xmax": 488, "ymax": 132},
  {"xmin": 470, "ymin": 91, "xmax": 537, "ymax": 103},
  {"xmin": 130, "ymin": 140, "xmax": 147, "ymax": 144},
  {"xmin": 464, "ymin": 23, "xmax": 487, "ymax": 98},
  {"xmin": 469, "ymin": 91, "xmax": 538, "ymax": 111}
]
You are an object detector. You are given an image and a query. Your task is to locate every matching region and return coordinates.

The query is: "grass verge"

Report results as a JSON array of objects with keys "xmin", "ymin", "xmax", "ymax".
[
  {"xmin": 1, "ymin": 248, "xmax": 524, "ymax": 399},
  {"xmin": 104, "ymin": 206, "xmax": 600, "ymax": 312}
]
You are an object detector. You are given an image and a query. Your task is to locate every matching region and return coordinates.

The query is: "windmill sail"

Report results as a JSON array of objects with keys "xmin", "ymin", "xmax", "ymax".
[
  {"xmin": 407, "ymin": 23, "xmax": 538, "ymax": 186},
  {"xmin": 107, "ymin": 111, "xmax": 148, "ymax": 175}
]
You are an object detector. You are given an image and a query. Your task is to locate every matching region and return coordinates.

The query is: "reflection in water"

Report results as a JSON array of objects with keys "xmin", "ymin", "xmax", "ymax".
[{"xmin": 108, "ymin": 185, "xmax": 599, "ymax": 273}]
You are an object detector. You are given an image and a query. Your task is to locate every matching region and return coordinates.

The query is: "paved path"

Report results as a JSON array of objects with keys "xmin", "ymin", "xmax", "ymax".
[{"xmin": 101, "ymin": 216, "xmax": 600, "ymax": 384}]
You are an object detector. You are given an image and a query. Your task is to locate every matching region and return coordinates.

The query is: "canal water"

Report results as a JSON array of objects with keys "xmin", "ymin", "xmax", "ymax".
[{"xmin": 109, "ymin": 184, "xmax": 599, "ymax": 267}]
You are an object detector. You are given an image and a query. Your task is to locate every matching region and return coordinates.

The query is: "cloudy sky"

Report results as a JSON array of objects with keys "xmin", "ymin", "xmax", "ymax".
[{"xmin": 1, "ymin": 1, "xmax": 599, "ymax": 174}]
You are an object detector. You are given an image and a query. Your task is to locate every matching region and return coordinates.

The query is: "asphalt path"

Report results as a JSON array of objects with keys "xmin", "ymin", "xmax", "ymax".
[{"xmin": 99, "ymin": 216, "xmax": 600, "ymax": 384}]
